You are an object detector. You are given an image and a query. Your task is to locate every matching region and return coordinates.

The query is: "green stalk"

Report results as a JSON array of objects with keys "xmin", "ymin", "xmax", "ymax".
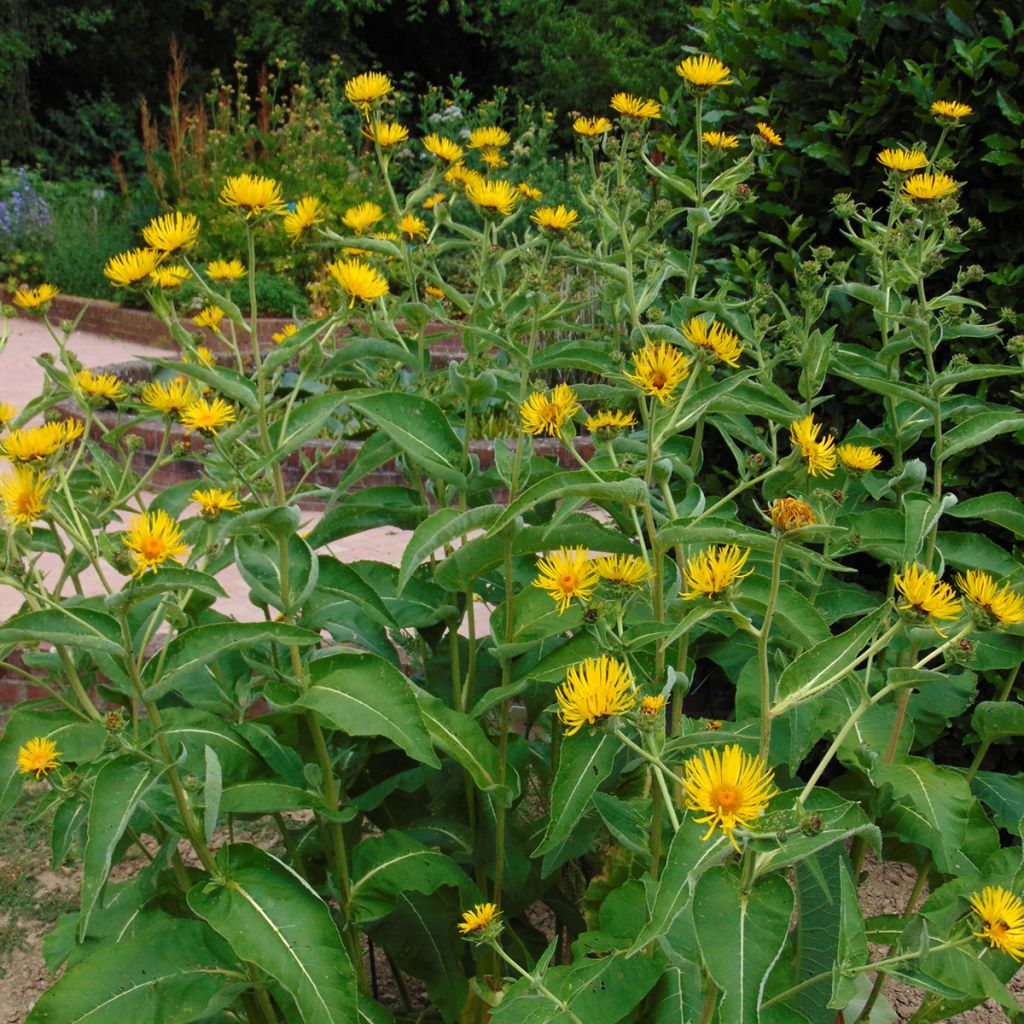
[
  {"xmin": 758, "ymin": 534, "xmax": 786, "ymax": 759},
  {"xmin": 965, "ymin": 662, "xmax": 1020, "ymax": 783}
]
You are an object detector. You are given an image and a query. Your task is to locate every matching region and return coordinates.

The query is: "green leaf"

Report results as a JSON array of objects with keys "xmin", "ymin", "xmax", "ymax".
[
  {"xmin": 947, "ymin": 490, "xmax": 1024, "ymax": 536},
  {"xmin": 298, "ymin": 654, "xmax": 438, "ymax": 766},
  {"xmin": 936, "ymin": 412, "xmax": 1024, "ymax": 463},
  {"xmin": 399, "ymin": 504, "xmax": 502, "ymax": 593},
  {"xmin": 535, "ymin": 731, "xmax": 619, "ymax": 856},
  {"xmin": 261, "ymin": 391, "xmax": 348, "ymax": 464},
  {"xmin": 591, "ymin": 792, "xmax": 652, "ymax": 864},
  {"xmin": 830, "ymin": 856, "xmax": 870, "ymax": 1009},
  {"xmin": 970, "ymin": 772, "xmax": 1024, "ymax": 837},
  {"xmin": 187, "ymin": 843, "xmax": 357, "ymax": 1024},
  {"xmin": 971, "ymin": 700, "xmax": 1024, "ymax": 742},
  {"xmin": 306, "ymin": 486, "xmax": 428, "ymax": 547},
  {"xmin": 234, "ymin": 534, "xmax": 319, "ymax": 611},
  {"xmin": 106, "ymin": 566, "xmax": 227, "ymax": 610},
  {"xmin": 0, "ymin": 607, "xmax": 125, "ymax": 656},
  {"xmin": 149, "ymin": 357, "xmax": 258, "ymax": 410},
  {"xmin": 937, "ymin": 531, "xmax": 1020, "ymax": 577},
  {"xmin": 693, "ymin": 868, "xmax": 795, "ymax": 1024},
  {"xmin": 203, "ymin": 745, "xmax": 222, "ymax": 844},
  {"xmin": 219, "ymin": 782, "xmax": 328, "ymax": 814}
]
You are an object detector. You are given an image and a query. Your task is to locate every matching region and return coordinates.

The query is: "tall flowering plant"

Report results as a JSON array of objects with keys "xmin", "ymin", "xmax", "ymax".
[{"xmin": 2, "ymin": 57, "xmax": 1022, "ymax": 1024}]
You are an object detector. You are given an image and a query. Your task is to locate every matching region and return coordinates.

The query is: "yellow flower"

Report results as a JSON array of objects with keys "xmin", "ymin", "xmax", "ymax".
[
  {"xmin": 683, "ymin": 544, "xmax": 753, "ymax": 600},
  {"xmin": 756, "ymin": 122, "xmax": 783, "ymax": 146},
  {"xmin": 624, "ymin": 341, "xmax": 691, "ymax": 404},
  {"xmin": 219, "ymin": 174, "xmax": 286, "ymax": 218},
  {"xmin": 400, "ymin": 213, "xmax": 428, "ymax": 240},
  {"xmin": 17, "ymin": 737, "xmax": 60, "ymax": 779},
  {"xmin": 530, "ymin": 205, "xmax": 579, "ymax": 231},
  {"xmin": 142, "ymin": 377, "xmax": 196, "ymax": 416},
  {"xmin": 191, "ymin": 345, "xmax": 215, "ymax": 368},
  {"xmin": 123, "ymin": 509, "xmax": 189, "ymax": 576},
  {"xmin": 341, "ymin": 201, "xmax": 385, "ymax": 235},
  {"xmin": 641, "ymin": 695, "xmax": 667, "ymax": 715},
  {"xmin": 533, "ymin": 546, "xmax": 600, "ymax": 613},
  {"xmin": 467, "ymin": 125, "xmax": 510, "ymax": 149},
  {"xmin": 682, "ymin": 744, "xmax": 778, "ymax": 851},
  {"xmin": 838, "ymin": 444, "xmax": 883, "ymax": 473},
  {"xmin": 206, "ymin": 258, "xmax": 245, "ymax": 282},
  {"xmin": 345, "ymin": 71, "xmax": 392, "ymax": 115},
  {"xmin": 149, "ymin": 265, "xmax": 190, "ymax": 289},
  {"xmin": 877, "ymin": 147, "xmax": 929, "ymax": 172},
  {"xmin": 423, "ymin": 192, "xmax": 447, "ymax": 210},
  {"xmin": 676, "ymin": 54, "xmax": 733, "ymax": 89},
  {"xmin": 103, "ymin": 248, "xmax": 161, "ymax": 287},
  {"xmin": 192, "ymin": 306, "xmax": 225, "ymax": 332},
  {"xmin": 422, "ymin": 133, "xmax": 464, "ymax": 164},
  {"xmin": 364, "ymin": 121, "xmax": 409, "ymax": 148},
  {"xmin": 969, "ymin": 886, "xmax": 1024, "ymax": 961},
  {"xmin": 592, "ymin": 554, "xmax": 653, "ymax": 587},
  {"xmin": 1, "ymin": 467, "xmax": 49, "ymax": 529},
  {"xmin": 180, "ymin": 397, "xmax": 236, "ymax": 434},
  {"xmin": 75, "ymin": 369, "xmax": 127, "ymax": 402},
  {"xmin": 931, "ymin": 99, "xmax": 972, "ymax": 121},
  {"xmin": 573, "ymin": 116, "xmax": 613, "ymax": 137},
  {"xmin": 465, "ymin": 177, "xmax": 519, "ymax": 217},
  {"xmin": 142, "ymin": 211, "xmax": 200, "ymax": 255},
  {"xmin": 445, "ymin": 164, "xmax": 480, "ymax": 189},
  {"xmin": 956, "ymin": 570, "xmax": 1024, "ymax": 628},
  {"xmin": 12, "ymin": 283, "xmax": 59, "ymax": 310},
  {"xmin": 902, "ymin": 172, "xmax": 958, "ymax": 202},
  {"xmin": 192, "ymin": 487, "xmax": 241, "ymax": 518},
  {"xmin": 702, "ymin": 131, "xmax": 740, "ymax": 150},
  {"xmin": 610, "ymin": 92, "xmax": 661, "ymax": 119},
  {"xmin": 519, "ymin": 383, "xmax": 580, "ymax": 437},
  {"xmin": 789, "ymin": 415, "xmax": 837, "ymax": 477},
  {"xmin": 425, "ymin": 285, "xmax": 446, "ymax": 299},
  {"xmin": 272, "ymin": 323, "xmax": 298, "ymax": 345},
  {"xmin": 283, "ymin": 196, "xmax": 326, "ymax": 242},
  {"xmin": 0, "ymin": 402, "xmax": 16, "ymax": 426},
  {"xmin": 894, "ymin": 562, "xmax": 962, "ymax": 621},
  {"xmin": 516, "ymin": 182, "xmax": 542, "ymax": 200},
  {"xmin": 457, "ymin": 902, "xmax": 501, "ymax": 936},
  {"xmin": 1, "ymin": 420, "xmax": 80, "ymax": 462},
  {"xmin": 556, "ymin": 656, "xmax": 636, "ymax": 736},
  {"xmin": 585, "ymin": 409, "xmax": 637, "ymax": 433},
  {"xmin": 769, "ymin": 497, "xmax": 816, "ymax": 532},
  {"xmin": 681, "ymin": 315, "xmax": 744, "ymax": 367},
  {"xmin": 480, "ymin": 147, "xmax": 509, "ymax": 170},
  {"xmin": 327, "ymin": 257, "xmax": 390, "ymax": 307}
]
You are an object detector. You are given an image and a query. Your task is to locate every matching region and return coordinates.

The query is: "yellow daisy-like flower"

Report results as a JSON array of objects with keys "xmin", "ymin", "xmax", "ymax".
[
  {"xmin": 422, "ymin": 133, "xmax": 464, "ymax": 164},
  {"xmin": 364, "ymin": 121, "xmax": 410, "ymax": 148},
  {"xmin": 0, "ymin": 402, "xmax": 16, "ymax": 426},
  {"xmin": 400, "ymin": 213, "xmax": 428, "ymax": 240},
  {"xmin": 467, "ymin": 125, "xmax": 510, "ymax": 149},
  {"xmin": 838, "ymin": 444, "xmax": 883, "ymax": 473},
  {"xmin": 969, "ymin": 886, "xmax": 1024, "ymax": 961},
  {"xmin": 894, "ymin": 562, "xmax": 963, "ymax": 621},
  {"xmin": 206, "ymin": 258, "xmax": 245, "ymax": 282},
  {"xmin": 180, "ymin": 397, "xmax": 236, "ymax": 435},
  {"xmin": 573, "ymin": 116, "xmax": 613, "ymax": 137},
  {"xmin": 17, "ymin": 737, "xmax": 60, "ymax": 779},
  {"xmin": 902, "ymin": 172, "xmax": 958, "ymax": 202},
  {"xmin": 641, "ymin": 695, "xmax": 667, "ymax": 715},
  {"xmin": 676, "ymin": 54, "xmax": 733, "ymax": 89},
  {"xmin": 122, "ymin": 509, "xmax": 189, "ymax": 576},
  {"xmin": 341, "ymin": 201, "xmax": 385, "ymax": 236},
  {"xmin": 423, "ymin": 192, "xmax": 447, "ymax": 210},
  {"xmin": 955, "ymin": 570, "xmax": 1024, "ymax": 628},
  {"xmin": 769, "ymin": 497, "xmax": 816, "ymax": 532},
  {"xmin": 142, "ymin": 211, "xmax": 200, "ymax": 255},
  {"xmin": 345, "ymin": 71, "xmax": 392, "ymax": 115},
  {"xmin": 624, "ymin": 341, "xmax": 691, "ymax": 404},
  {"xmin": 192, "ymin": 487, "xmax": 241, "ymax": 519},
  {"xmin": 683, "ymin": 544, "xmax": 753, "ymax": 601},
  {"xmin": 272, "ymin": 323, "xmax": 298, "ymax": 345},
  {"xmin": 457, "ymin": 902, "xmax": 501, "ymax": 936},
  {"xmin": 877, "ymin": 147, "xmax": 929, "ymax": 172},
  {"xmin": 465, "ymin": 176, "xmax": 519, "ymax": 217},
  {"xmin": 445, "ymin": 164, "xmax": 479, "ymax": 189},
  {"xmin": 516, "ymin": 182, "xmax": 542, "ymax": 200},
  {"xmin": 424, "ymin": 285, "xmax": 446, "ymax": 299},
  {"xmin": 682, "ymin": 744, "xmax": 779, "ymax": 851},
  {"xmin": 585, "ymin": 409, "xmax": 637, "ymax": 433},
  {"xmin": 756, "ymin": 122, "xmax": 783, "ymax": 146},
  {"xmin": 789, "ymin": 415, "xmax": 838, "ymax": 477},
  {"xmin": 192, "ymin": 306, "xmax": 225, "ymax": 332},
  {"xmin": 103, "ymin": 248, "xmax": 161, "ymax": 287},
  {"xmin": 149, "ymin": 265, "xmax": 190, "ymax": 289},
  {"xmin": 142, "ymin": 377, "xmax": 196, "ymax": 416},
  {"xmin": 327, "ymin": 257, "xmax": 390, "ymax": 307},
  {"xmin": 1, "ymin": 420, "xmax": 80, "ymax": 462},
  {"xmin": 190, "ymin": 345, "xmax": 215, "ymax": 368},
  {"xmin": 75, "ymin": 369, "xmax": 127, "ymax": 402},
  {"xmin": 480, "ymin": 147, "xmax": 509, "ymax": 170},
  {"xmin": 1, "ymin": 466, "xmax": 50, "ymax": 530},
  {"xmin": 12, "ymin": 283, "xmax": 59, "ymax": 310},
  {"xmin": 373, "ymin": 230, "xmax": 399, "ymax": 243},
  {"xmin": 519, "ymin": 383, "xmax": 580, "ymax": 437},
  {"xmin": 533, "ymin": 546, "xmax": 600, "ymax": 614},
  {"xmin": 931, "ymin": 99, "xmax": 972, "ymax": 121},
  {"xmin": 681, "ymin": 315, "xmax": 744, "ymax": 368},
  {"xmin": 702, "ymin": 131, "xmax": 740, "ymax": 150},
  {"xmin": 283, "ymin": 196, "xmax": 326, "ymax": 242},
  {"xmin": 611, "ymin": 92, "xmax": 661, "ymax": 120},
  {"xmin": 592, "ymin": 554, "xmax": 654, "ymax": 587},
  {"xmin": 219, "ymin": 174, "xmax": 286, "ymax": 218},
  {"xmin": 556, "ymin": 656, "xmax": 636, "ymax": 736},
  {"xmin": 530, "ymin": 205, "xmax": 579, "ymax": 231}
]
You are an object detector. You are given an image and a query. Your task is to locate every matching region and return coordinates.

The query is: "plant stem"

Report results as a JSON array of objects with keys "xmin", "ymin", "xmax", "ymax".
[{"xmin": 758, "ymin": 535, "xmax": 786, "ymax": 759}]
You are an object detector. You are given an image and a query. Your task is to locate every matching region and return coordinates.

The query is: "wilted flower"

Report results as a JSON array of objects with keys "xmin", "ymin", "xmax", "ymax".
[{"xmin": 769, "ymin": 497, "xmax": 816, "ymax": 532}]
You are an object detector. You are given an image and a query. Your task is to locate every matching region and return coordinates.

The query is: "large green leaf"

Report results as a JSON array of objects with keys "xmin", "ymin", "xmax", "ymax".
[
  {"xmin": 306, "ymin": 486, "xmax": 427, "ymax": 547},
  {"xmin": 971, "ymin": 700, "xmax": 1024, "ymax": 742},
  {"xmin": 188, "ymin": 843, "xmax": 357, "ymax": 1024},
  {"xmin": 0, "ymin": 607, "xmax": 124, "ymax": 656},
  {"xmin": 936, "ymin": 412, "xmax": 1024, "ymax": 463},
  {"xmin": 398, "ymin": 504, "xmax": 502, "ymax": 593},
  {"xmin": 234, "ymin": 533, "xmax": 319, "ymax": 612},
  {"xmin": 947, "ymin": 490, "xmax": 1024, "ymax": 537},
  {"xmin": 970, "ymin": 771, "xmax": 1024, "ymax": 837},
  {"xmin": 260, "ymin": 391, "xmax": 348, "ymax": 465},
  {"xmin": 219, "ymin": 781, "xmax": 329, "ymax": 814},
  {"xmin": 829, "ymin": 856, "xmax": 870, "ymax": 1009}
]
